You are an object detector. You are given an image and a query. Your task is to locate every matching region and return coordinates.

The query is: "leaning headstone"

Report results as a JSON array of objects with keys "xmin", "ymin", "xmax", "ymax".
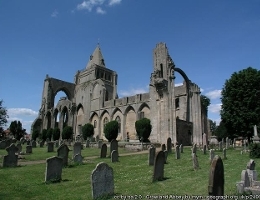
[
  {"xmin": 39, "ymin": 140, "xmax": 45, "ymax": 147},
  {"xmin": 166, "ymin": 137, "xmax": 172, "ymax": 153},
  {"xmin": 100, "ymin": 144, "xmax": 107, "ymax": 158},
  {"xmin": 223, "ymin": 148, "xmax": 227, "ymax": 159},
  {"xmin": 241, "ymin": 170, "xmax": 250, "ymax": 188},
  {"xmin": 175, "ymin": 145, "xmax": 180, "ymax": 159},
  {"xmin": 111, "ymin": 150, "xmax": 118, "ymax": 162},
  {"xmin": 180, "ymin": 144, "xmax": 183, "ymax": 153},
  {"xmin": 26, "ymin": 145, "xmax": 32, "ymax": 154},
  {"xmin": 45, "ymin": 156, "xmax": 63, "ymax": 182},
  {"xmin": 208, "ymin": 155, "xmax": 224, "ymax": 196},
  {"xmin": 16, "ymin": 143, "xmax": 22, "ymax": 154},
  {"xmin": 73, "ymin": 154, "xmax": 83, "ymax": 164},
  {"xmin": 192, "ymin": 144, "xmax": 197, "ymax": 154},
  {"xmin": 209, "ymin": 149, "xmax": 215, "ymax": 163},
  {"xmin": 161, "ymin": 144, "xmax": 166, "ymax": 151},
  {"xmin": 31, "ymin": 140, "xmax": 37, "ymax": 148},
  {"xmin": 164, "ymin": 150, "xmax": 168, "ymax": 164},
  {"xmin": 47, "ymin": 142, "xmax": 54, "ymax": 152},
  {"xmin": 152, "ymin": 151, "xmax": 165, "ymax": 182},
  {"xmin": 91, "ymin": 162, "xmax": 114, "ymax": 199},
  {"xmin": 57, "ymin": 143, "xmax": 70, "ymax": 166},
  {"xmin": 110, "ymin": 140, "xmax": 118, "ymax": 156},
  {"xmin": 203, "ymin": 145, "xmax": 207, "ymax": 155},
  {"xmin": 3, "ymin": 144, "xmax": 19, "ymax": 167},
  {"xmin": 73, "ymin": 142, "xmax": 82, "ymax": 158},
  {"xmin": 192, "ymin": 153, "xmax": 199, "ymax": 170},
  {"xmin": 148, "ymin": 146, "xmax": 156, "ymax": 166},
  {"xmin": 246, "ymin": 159, "xmax": 256, "ymax": 170}
]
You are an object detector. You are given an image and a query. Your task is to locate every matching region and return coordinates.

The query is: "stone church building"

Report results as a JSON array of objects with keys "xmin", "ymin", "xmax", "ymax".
[{"xmin": 31, "ymin": 43, "xmax": 208, "ymax": 145}]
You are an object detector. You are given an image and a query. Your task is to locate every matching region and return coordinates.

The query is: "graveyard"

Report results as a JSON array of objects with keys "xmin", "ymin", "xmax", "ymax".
[{"xmin": 0, "ymin": 141, "xmax": 259, "ymax": 199}]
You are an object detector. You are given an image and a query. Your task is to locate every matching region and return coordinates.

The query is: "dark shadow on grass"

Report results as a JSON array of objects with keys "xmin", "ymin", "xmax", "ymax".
[{"xmin": 44, "ymin": 179, "xmax": 71, "ymax": 185}]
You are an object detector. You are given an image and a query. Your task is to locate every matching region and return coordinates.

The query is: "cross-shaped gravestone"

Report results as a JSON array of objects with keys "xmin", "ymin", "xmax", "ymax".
[{"xmin": 3, "ymin": 143, "xmax": 19, "ymax": 167}]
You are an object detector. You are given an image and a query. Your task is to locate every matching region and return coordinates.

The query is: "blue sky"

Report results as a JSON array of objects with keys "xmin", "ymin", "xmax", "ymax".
[{"xmin": 1, "ymin": 0, "xmax": 260, "ymax": 133}]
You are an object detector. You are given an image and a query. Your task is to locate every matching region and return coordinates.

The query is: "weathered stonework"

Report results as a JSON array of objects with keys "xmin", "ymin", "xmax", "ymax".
[{"xmin": 31, "ymin": 43, "xmax": 208, "ymax": 144}]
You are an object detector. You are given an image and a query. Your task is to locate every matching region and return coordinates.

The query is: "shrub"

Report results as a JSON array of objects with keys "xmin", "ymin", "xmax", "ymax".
[
  {"xmin": 41, "ymin": 129, "xmax": 48, "ymax": 141},
  {"xmin": 53, "ymin": 127, "xmax": 60, "ymax": 141},
  {"xmin": 249, "ymin": 143, "xmax": 260, "ymax": 158},
  {"xmin": 47, "ymin": 128, "xmax": 53, "ymax": 140},
  {"xmin": 32, "ymin": 129, "xmax": 39, "ymax": 141},
  {"xmin": 135, "ymin": 118, "xmax": 152, "ymax": 142},
  {"xmin": 62, "ymin": 126, "xmax": 73, "ymax": 140},
  {"xmin": 104, "ymin": 121, "xmax": 118, "ymax": 142},
  {"xmin": 82, "ymin": 123, "xmax": 94, "ymax": 140}
]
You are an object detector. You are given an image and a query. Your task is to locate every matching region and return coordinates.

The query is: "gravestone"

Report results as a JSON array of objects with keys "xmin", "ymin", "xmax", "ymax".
[
  {"xmin": 192, "ymin": 144, "xmax": 197, "ymax": 154},
  {"xmin": 226, "ymin": 137, "xmax": 229, "ymax": 149},
  {"xmin": 166, "ymin": 137, "xmax": 172, "ymax": 153},
  {"xmin": 223, "ymin": 148, "xmax": 227, "ymax": 159},
  {"xmin": 175, "ymin": 145, "xmax": 180, "ymax": 159},
  {"xmin": 55, "ymin": 141, "xmax": 59, "ymax": 148},
  {"xmin": 98, "ymin": 140, "xmax": 103, "ymax": 149},
  {"xmin": 203, "ymin": 133, "xmax": 207, "ymax": 147},
  {"xmin": 73, "ymin": 154, "xmax": 83, "ymax": 164},
  {"xmin": 161, "ymin": 144, "xmax": 166, "ymax": 151},
  {"xmin": 164, "ymin": 150, "xmax": 168, "ymax": 164},
  {"xmin": 73, "ymin": 142, "xmax": 82, "ymax": 158},
  {"xmin": 247, "ymin": 159, "xmax": 255, "ymax": 170},
  {"xmin": 47, "ymin": 142, "xmax": 54, "ymax": 152},
  {"xmin": 148, "ymin": 146, "xmax": 155, "ymax": 166},
  {"xmin": 219, "ymin": 141, "xmax": 222, "ymax": 150},
  {"xmin": 241, "ymin": 170, "xmax": 250, "ymax": 188},
  {"xmin": 3, "ymin": 143, "xmax": 19, "ymax": 167},
  {"xmin": 31, "ymin": 140, "xmax": 37, "ymax": 148},
  {"xmin": 16, "ymin": 143, "xmax": 22, "ymax": 154},
  {"xmin": 26, "ymin": 145, "xmax": 32, "ymax": 154},
  {"xmin": 152, "ymin": 151, "xmax": 165, "ymax": 182},
  {"xmin": 0, "ymin": 140, "xmax": 6, "ymax": 149},
  {"xmin": 208, "ymin": 155, "xmax": 224, "ymax": 196},
  {"xmin": 111, "ymin": 150, "xmax": 118, "ymax": 162},
  {"xmin": 100, "ymin": 143, "xmax": 107, "ymax": 158},
  {"xmin": 209, "ymin": 149, "xmax": 215, "ymax": 163},
  {"xmin": 192, "ymin": 153, "xmax": 199, "ymax": 170},
  {"xmin": 91, "ymin": 162, "xmax": 114, "ymax": 199},
  {"xmin": 96, "ymin": 135, "xmax": 99, "ymax": 142},
  {"xmin": 39, "ymin": 140, "xmax": 44, "ymax": 147},
  {"xmin": 203, "ymin": 145, "xmax": 207, "ymax": 155},
  {"xmin": 57, "ymin": 143, "xmax": 70, "ymax": 166},
  {"xmin": 180, "ymin": 144, "xmax": 183, "ymax": 153},
  {"xmin": 45, "ymin": 156, "xmax": 63, "ymax": 182},
  {"xmin": 110, "ymin": 140, "xmax": 118, "ymax": 156},
  {"xmin": 86, "ymin": 140, "xmax": 90, "ymax": 148}
]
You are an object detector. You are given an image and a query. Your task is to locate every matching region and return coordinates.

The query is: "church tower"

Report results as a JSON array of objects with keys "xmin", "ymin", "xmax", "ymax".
[{"xmin": 149, "ymin": 43, "xmax": 177, "ymax": 144}]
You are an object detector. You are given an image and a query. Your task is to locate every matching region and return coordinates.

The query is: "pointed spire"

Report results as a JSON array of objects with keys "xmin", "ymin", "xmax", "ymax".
[{"xmin": 86, "ymin": 44, "xmax": 105, "ymax": 69}]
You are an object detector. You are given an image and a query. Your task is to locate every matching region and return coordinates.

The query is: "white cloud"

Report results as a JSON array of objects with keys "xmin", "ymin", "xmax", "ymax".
[
  {"xmin": 77, "ymin": 0, "xmax": 106, "ymax": 11},
  {"xmin": 96, "ymin": 7, "xmax": 106, "ymax": 14},
  {"xmin": 200, "ymin": 88, "xmax": 204, "ymax": 93},
  {"xmin": 8, "ymin": 108, "xmax": 38, "ymax": 117},
  {"xmin": 205, "ymin": 89, "xmax": 221, "ymax": 100},
  {"xmin": 119, "ymin": 86, "xmax": 149, "ymax": 97},
  {"xmin": 208, "ymin": 103, "xmax": 222, "ymax": 113},
  {"xmin": 51, "ymin": 10, "xmax": 59, "ymax": 17},
  {"xmin": 109, "ymin": 0, "xmax": 122, "ymax": 6},
  {"xmin": 175, "ymin": 83, "xmax": 183, "ymax": 87}
]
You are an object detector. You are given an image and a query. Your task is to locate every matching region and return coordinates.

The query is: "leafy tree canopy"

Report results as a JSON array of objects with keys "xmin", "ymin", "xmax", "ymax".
[
  {"xmin": 220, "ymin": 67, "xmax": 260, "ymax": 141},
  {"xmin": 41, "ymin": 129, "xmax": 48, "ymax": 141},
  {"xmin": 214, "ymin": 121, "xmax": 228, "ymax": 141},
  {"xmin": 62, "ymin": 126, "xmax": 73, "ymax": 140},
  {"xmin": 135, "ymin": 118, "xmax": 152, "ymax": 142},
  {"xmin": 201, "ymin": 95, "xmax": 210, "ymax": 112},
  {"xmin": 9, "ymin": 120, "xmax": 26, "ymax": 140},
  {"xmin": 32, "ymin": 129, "xmax": 40, "ymax": 141},
  {"xmin": 0, "ymin": 100, "xmax": 8, "ymax": 129},
  {"xmin": 53, "ymin": 127, "xmax": 60, "ymax": 141},
  {"xmin": 104, "ymin": 121, "xmax": 118, "ymax": 142},
  {"xmin": 82, "ymin": 123, "xmax": 94, "ymax": 140},
  {"xmin": 47, "ymin": 128, "xmax": 53, "ymax": 140}
]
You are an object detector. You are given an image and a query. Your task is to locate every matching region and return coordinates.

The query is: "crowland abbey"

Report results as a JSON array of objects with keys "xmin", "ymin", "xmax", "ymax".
[{"xmin": 31, "ymin": 43, "xmax": 210, "ymax": 145}]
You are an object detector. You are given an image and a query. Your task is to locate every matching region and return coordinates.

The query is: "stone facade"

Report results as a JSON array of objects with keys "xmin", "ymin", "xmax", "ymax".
[{"xmin": 31, "ymin": 43, "xmax": 208, "ymax": 144}]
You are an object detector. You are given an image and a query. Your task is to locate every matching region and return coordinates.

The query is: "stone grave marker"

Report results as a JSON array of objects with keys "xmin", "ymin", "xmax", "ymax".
[
  {"xmin": 86, "ymin": 140, "xmax": 90, "ymax": 148},
  {"xmin": 223, "ymin": 148, "xmax": 227, "ymax": 159},
  {"xmin": 55, "ymin": 141, "xmax": 59, "ymax": 148},
  {"xmin": 110, "ymin": 139, "xmax": 118, "ymax": 156},
  {"xmin": 16, "ymin": 143, "xmax": 22, "ymax": 154},
  {"xmin": 203, "ymin": 133, "xmax": 207, "ymax": 147},
  {"xmin": 91, "ymin": 162, "xmax": 114, "ymax": 199},
  {"xmin": 241, "ymin": 170, "xmax": 250, "ymax": 188},
  {"xmin": 161, "ymin": 144, "xmax": 166, "ymax": 151},
  {"xmin": 219, "ymin": 141, "xmax": 222, "ymax": 151},
  {"xmin": 203, "ymin": 144, "xmax": 207, "ymax": 155},
  {"xmin": 175, "ymin": 145, "xmax": 180, "ymax": 159},
  {"xmin": 39, "ymin": 140, "xmax": 44, "ymax": 147},
  {"xmin": 111, "ymin": 150, "xmax": 118, "ymax": 162},
  {"xmin": 209, "ymin": 149, "xmax": 215, "ymax": 163},
  {"xmin": 73, "ymin": 154, "xmax": 83, "ymax": 164},
  {"xmin": 152, "ymin": 151, "xmax": 165, "ymax": 182},
  {"xmin": 166, "ymin": 137, "xmax": 172, "ymax": 153},
  {"xmin": 100, "ymin": 143, "xmax": 107, "ymax": 158},
  {"xmin": 164, "ymin": 150, "xmax": 168, "ymax": 164},
  {"xmin": 226, "ymin": 137, "xmax": 229, "ymax": 149},
  {"xmin": 26, "ymin": 145, "xmax": 32, "ymax": 154},
  {"xmin": 98, "ymin": 140, "xmax": 103, "ymax": 149},
  {"xmin": 192, "ymin": 153, "xmax": 199, "ymax": 170},
  {"xmin": 47, "ymin": 142, "xmax": 54, "ymax": 152},
  {"xmin": 180, "ymin": 144, "xmax": 183, "ymax": 153},
  {"xmin": 246, "ymin": 159, "xmax": 255, "ymax": 170},
  {"xmin": 73, "ymin": 142, "xmax": 82, "ymax": 158},
  {"xmin": 57, "ymin": 143, "xmax": 70, "ymax": 166},
  {"xmin": 148, "ymin": 146, "xmax": 155, "ymax": 166},
  {"xmin": 31, "ymin": 140, "xmax": 37, "ymax": 148},
  {"xmin": 3, "ymin": 143, "xmax": 19, "ymax": 167},
  {"xmin": 45, "ymin": 156, "xmax": 63, "ymax": 182},
  {"xmin": 208, "ymin": 155, "xmax": 224, "ymax": 196}
]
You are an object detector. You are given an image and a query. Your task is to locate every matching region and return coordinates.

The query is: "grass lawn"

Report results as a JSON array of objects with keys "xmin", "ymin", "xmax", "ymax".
[{"xmin": 0, "ymin": 145, "xmax": 259, "ymax": 199}]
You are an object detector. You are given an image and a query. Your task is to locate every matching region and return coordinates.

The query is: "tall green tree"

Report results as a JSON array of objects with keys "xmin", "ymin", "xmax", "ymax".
[
  {"xmin": 209, "ymin": 119, "xmax": 217, "ymax": 135},
  {"xmin": 0, "ymin": 100, "xmax": 8, "ymax": 130},
  {"xmin": 135, "ymin": 118, "xmax": 152, "ymax": 142},
  {"xmin": 214, "ymin": 121, "xmax": 228, "ymax": 141},
  {"xmin": 47, "ymin": 128, "xmax": 53, "ymax": 140},
  {"xmin": 200, "ymin": 95, "xmax": 210, "ymax": 112},
  {"xmin": 62, "ymin": 126, "xmax": 73, "ymax": 140},
  {"xmin": 52, "ymin": 127, "xmax": 60, "ymax": 141},
  {"xmin": 221, "ymin": 67, "xmax": 260, "ymax": 141},
  {"xmin": 9, "ymin": 120, "xmax": 26, "ymax": 140},
  {"xmin": 82, "ymin": 123, "xmax": 94, "ymax": 140},
  {"xmin": 104, "ymin": 121, "xmax": 118, "ymax": 142}
]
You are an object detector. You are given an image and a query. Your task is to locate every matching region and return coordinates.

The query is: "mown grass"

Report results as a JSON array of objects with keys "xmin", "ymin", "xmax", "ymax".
[{"xmin": 0, "ymin": 146, "xmax": 258, "ymax": 200}]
